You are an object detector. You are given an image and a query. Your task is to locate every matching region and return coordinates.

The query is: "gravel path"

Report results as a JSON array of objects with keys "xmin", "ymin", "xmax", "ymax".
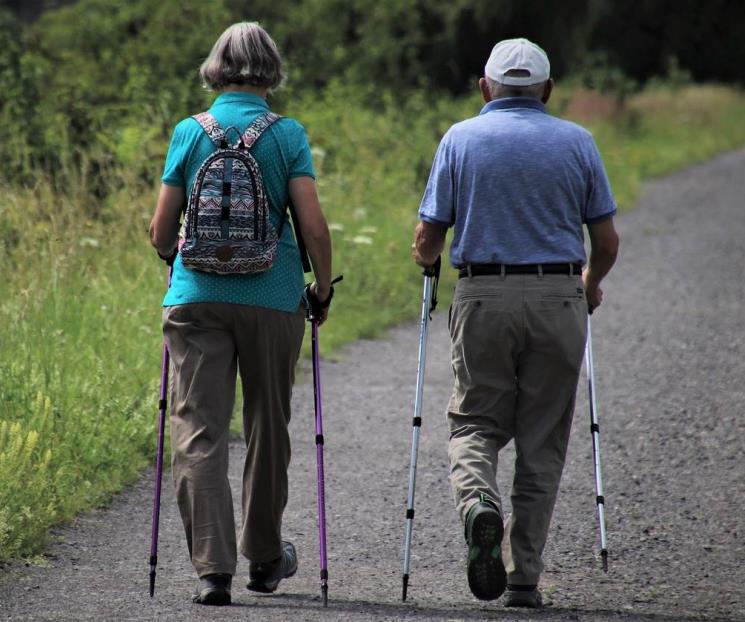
[{"xmin": 2, "ymin": 150, "xmax": 744, "ymax": 621}]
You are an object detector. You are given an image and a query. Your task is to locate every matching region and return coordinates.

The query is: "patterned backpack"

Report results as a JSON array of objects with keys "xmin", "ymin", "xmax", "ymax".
[{"xmin": 179, "ymin": 111, "xmax": 282, "ymax": 274}]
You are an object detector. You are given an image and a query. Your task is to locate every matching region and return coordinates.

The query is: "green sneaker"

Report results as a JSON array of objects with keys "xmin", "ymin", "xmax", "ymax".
[
  {"xmin": 465, "ymin": 500, "xmax": 506, "ymax": 601},
  {"xmin": 504, "ymin": 584, "xmax": 543, "ymax": 608}
]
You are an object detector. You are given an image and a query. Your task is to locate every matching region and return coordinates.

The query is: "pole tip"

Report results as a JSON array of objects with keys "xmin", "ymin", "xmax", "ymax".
[
  {"xmin": 402, "ymin": 574, "xmax": 409, "ymax": 602},
  {"xmin": 149, "ymin": 571, "xmax": 155, "ymax": 597},
  {"xmin": 322, "ymin": 584, "xmax": 328, "ymax": 608},
  {"xmin": 601, "ymin": 549, "xmax": 608, "ymax": 573}
]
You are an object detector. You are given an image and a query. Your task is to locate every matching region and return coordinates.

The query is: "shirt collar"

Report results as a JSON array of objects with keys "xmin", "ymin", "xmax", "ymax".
[
  {"xmin": 479, "ymin": 97, "xmax": 546, "ymax": 115},
  {"xmin": 212, "ymin": 92, "xmax": 269, "ymax": 109}
]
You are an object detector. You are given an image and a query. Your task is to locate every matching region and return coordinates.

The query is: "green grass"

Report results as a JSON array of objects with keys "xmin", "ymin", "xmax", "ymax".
[
  {"xmin": 0, "ymin": 183, "xmax": 163, "ymax": 557},
  {"xmin": 577, "ymin": 85, "xmax": 745, "ymax": 209},
  {"xmin": 288, "ymin": 86, "xmax": 463, "ymax": 352},
  {"xmin": 1, "ymin": 82, "xmax": 744, "ymax": 559}
]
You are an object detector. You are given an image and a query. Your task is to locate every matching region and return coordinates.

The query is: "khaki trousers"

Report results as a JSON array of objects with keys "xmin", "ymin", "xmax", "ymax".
[
  {"xmin": 163, "ymin": 302, "xmax": 305, "ymax": 577},
  {"xmin": 447, "ymin": 273, "xmax": 587, "ymax": 585}
]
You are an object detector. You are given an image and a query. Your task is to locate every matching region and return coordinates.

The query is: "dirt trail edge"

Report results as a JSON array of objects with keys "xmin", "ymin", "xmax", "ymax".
[{"xmin": 2, "ymin": 149, "xmax": 745, "ymax": 622}]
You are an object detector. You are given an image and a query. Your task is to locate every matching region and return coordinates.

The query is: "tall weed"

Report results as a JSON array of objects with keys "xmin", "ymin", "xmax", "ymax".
[
  {"xmin": 0, "ymin": 182, "xmax": 162, "ymax": 558},
  {"xmin": 560, "ymin": 85, "xmax": 745, "ymax": 209}
]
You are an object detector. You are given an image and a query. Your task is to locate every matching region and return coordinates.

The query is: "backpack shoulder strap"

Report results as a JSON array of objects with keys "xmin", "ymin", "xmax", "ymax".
[
  {"xmin": 236, "ymin": 111, "xmax": 311, "ymax": 272},
  {"xmin": 288, "ymin": 200, "xmax": 312, "ymax": 273},
  {"xmin": 192, "ymin": 111, "xmax": 227, "ymax": 147},
  {"xmin": 240, "ymin": 112, "xmax": 282, "ymax": 150}
]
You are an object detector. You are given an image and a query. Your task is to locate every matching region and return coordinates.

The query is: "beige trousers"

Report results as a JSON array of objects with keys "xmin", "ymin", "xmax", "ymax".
[
  {"xmin": 447, "ymin": 273, "xmax": 587, "ymax": 585},
  {"xmin": 163, "ymin": 302, "xmax": 305, "ymax": 577}
]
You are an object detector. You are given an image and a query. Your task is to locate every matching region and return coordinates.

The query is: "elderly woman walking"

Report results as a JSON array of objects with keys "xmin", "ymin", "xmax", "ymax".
[{"xmin": 149, "ymin": 22, "xmax": 332, "ymax": 605}]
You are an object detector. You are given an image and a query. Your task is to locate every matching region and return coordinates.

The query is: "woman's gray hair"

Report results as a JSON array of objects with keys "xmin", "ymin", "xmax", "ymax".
[{"xmin": 199, "ymin": 22, "xmax": 285, "ymax": 92}]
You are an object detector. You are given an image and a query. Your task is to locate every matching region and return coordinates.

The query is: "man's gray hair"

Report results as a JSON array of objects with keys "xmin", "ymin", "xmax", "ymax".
[
  {"xmin": 200, "ymin": 22, "xmax": 285, "ymax": 92},
  {"xmin": 486, "ymin": 75, "xmax": 546, "ymax": 100}
]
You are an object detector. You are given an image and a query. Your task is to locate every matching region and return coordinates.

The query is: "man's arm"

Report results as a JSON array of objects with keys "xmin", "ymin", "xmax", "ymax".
[
  {"xmin": 583, "ymin": 217, "xmax": 620, "ymax": 310},
  {"xmin": 412, "ymin": 220, "xmax": 447, "ymax": 268},
  {"xmin": 414, "ymin": 129, "xmax": 453, "ymax": 268}
]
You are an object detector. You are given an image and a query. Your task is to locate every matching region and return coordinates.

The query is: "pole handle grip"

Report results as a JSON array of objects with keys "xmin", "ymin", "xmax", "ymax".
[
  {"xmin": 423, "ymin": 257, "xmax": 441, "ymax": 316},
  {"xmin": 421, "ymin": 255, "xmax": 441, "ymax": 278}
]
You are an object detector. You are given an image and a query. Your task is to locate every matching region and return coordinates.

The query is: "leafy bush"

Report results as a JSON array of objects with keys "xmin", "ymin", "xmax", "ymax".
[{"xmin": 1, "ymin": 0, "xmax": 601, "ymax": 183}]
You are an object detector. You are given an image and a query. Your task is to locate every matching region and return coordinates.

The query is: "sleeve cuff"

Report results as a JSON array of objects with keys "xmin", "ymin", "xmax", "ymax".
[
  {"xmin": 419, "ymin": 214, "xmax": 452, "ymax": 227},
  {"xmin": 585, "ymin": 209, "xmax": 616, "ymax": 225}
]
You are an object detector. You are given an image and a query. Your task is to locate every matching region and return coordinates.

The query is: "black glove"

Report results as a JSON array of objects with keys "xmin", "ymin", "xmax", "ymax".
[
  {"xmin": 304, "ymin": 275, "xmax": 343, "ymax": 320},
  {"xmin": 157, "ymin": 248, "xmax": 178, "ymax": 267}
]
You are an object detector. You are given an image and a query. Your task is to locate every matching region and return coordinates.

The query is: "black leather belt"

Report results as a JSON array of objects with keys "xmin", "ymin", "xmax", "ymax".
[{"xmin": 458, "ymin": 263, "xmax": 582, "ymax": 278}]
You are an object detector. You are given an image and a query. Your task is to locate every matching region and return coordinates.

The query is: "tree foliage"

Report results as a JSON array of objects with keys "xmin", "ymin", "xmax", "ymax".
[
  {"xmin": 589, "ymin": 0, "xmax": 745, "ymax": 85},
  {"xmin": 1, "ymin": 0, "xmax": 743, "ymax": 184},
  {"xmin": 257, "ymin": 0, "xmax": 593, "ymax": 93}
]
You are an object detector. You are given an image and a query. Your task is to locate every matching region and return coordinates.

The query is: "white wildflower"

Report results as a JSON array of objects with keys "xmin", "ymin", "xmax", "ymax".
[
  {"xmin": 80, "ymin": 237, "xmax": 101, "ymax": 248},
  {"xmin": 351, "ymin": 235, "xmax": 373, "ymax": 245},
  {"xmin": 359, "ymin": 226, "xmax": 378, "ymax": 234},
  {"xmin": 328, "ymin": 222, "xmax": 345, "ymax": 232},
  {"xmin": 311, "ymin": 146, "xmax": 327, "ymax": 161}
]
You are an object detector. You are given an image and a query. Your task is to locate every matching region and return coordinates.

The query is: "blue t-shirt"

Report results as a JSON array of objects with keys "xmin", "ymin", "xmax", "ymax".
[
  {"xmin": 419, "ymin": 97, "xmax": 616, "ymax": 267},
  {"xmin": 161, "ymin": 92, "xmax": 315, "ymax": 311}
]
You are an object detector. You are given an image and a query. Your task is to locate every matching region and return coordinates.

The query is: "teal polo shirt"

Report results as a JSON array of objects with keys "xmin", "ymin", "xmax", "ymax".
[{"xmin": 161, "ymin": 92, "xmax": 315, "ymax": 311}]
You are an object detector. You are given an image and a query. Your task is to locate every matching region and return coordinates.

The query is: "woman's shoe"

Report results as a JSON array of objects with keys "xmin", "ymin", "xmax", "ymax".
[{"xmin": 192, "ymin": 573, "xmax": 232, "ymax": 606}]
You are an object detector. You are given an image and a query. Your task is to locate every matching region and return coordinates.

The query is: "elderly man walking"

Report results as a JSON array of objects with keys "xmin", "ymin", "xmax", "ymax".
[{"xmin": 413, "ymin": 38, "xmax": 619, "ymax": 607}]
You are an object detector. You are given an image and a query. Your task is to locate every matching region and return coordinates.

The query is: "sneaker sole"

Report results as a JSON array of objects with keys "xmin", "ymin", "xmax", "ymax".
[
  {"xmin": 467, "ymin": 510, "xmax": 506, "ymax": 601},
  {"xmin": 246, "ymin": 567, "xmax": 297, "ymax": 594},
  {"xmin": 504, "ymin": 590, "xmax": 543, "ymax": 608}
]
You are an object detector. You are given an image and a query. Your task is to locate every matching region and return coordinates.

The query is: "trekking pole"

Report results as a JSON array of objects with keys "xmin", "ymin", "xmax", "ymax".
[
  {"xmin": 585, "ymin": 311, "xmax": 609, "ymax": 572},
  {"xmin": 402, "ymin": 256, "xmax": 441, "ymax": 602},
  {"xmin": 306, "ymin": 275, "xmax": 343, "ymax": 608},
  {"xmin": 149, "ymin": 267, "xmax": 172, "ymax": 597}
]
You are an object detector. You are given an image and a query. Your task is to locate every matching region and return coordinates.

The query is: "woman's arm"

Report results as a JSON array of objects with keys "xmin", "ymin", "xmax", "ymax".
[
  {"xmin": 149, "ymin": 184, "xmax": 185, "ymax": 257},
  {"xmin": 289, "ymin": 176, "xmax": 332, "ymax": 321}
]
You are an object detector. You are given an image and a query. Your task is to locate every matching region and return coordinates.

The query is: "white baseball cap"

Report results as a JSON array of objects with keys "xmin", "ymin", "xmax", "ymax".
[{"xmin": 484, "ymin": 38, "xmax": 550, "ymax": 86}]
